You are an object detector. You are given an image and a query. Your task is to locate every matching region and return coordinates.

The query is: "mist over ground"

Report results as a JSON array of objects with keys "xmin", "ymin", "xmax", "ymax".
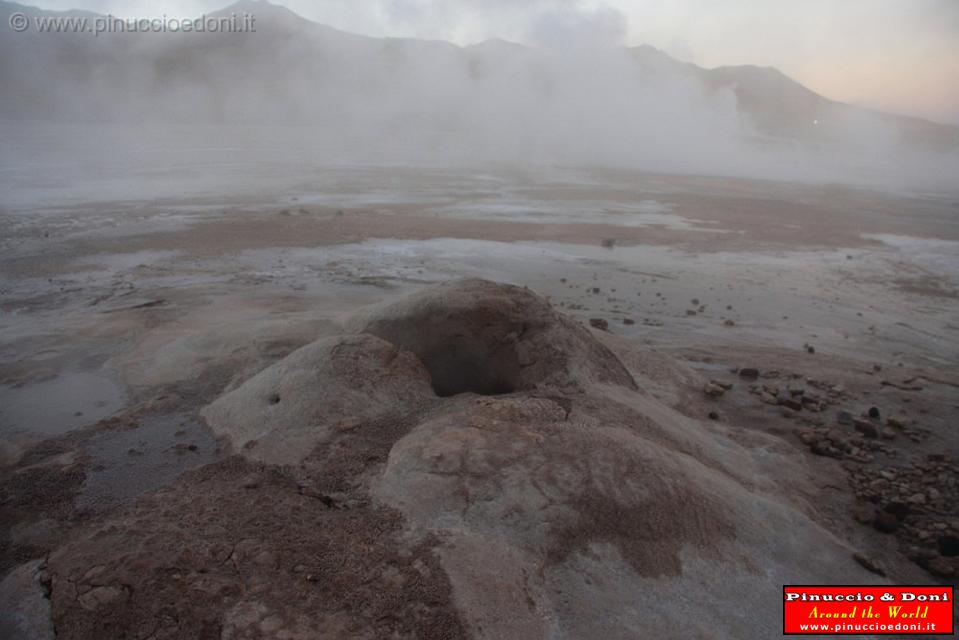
[{"xmin": 1, "ymin": 0, "xmax": 958, "ymax": 196}]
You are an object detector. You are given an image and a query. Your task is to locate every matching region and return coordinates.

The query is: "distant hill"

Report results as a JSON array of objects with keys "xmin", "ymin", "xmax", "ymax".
[{"xmin": 1, "ymin": 0, "xmax": 956, "ymax": 161}]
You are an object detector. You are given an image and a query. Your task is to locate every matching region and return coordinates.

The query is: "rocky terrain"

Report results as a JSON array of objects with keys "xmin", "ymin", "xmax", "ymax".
[
  {"xmin": 1, "ymin": 166, "xmax": 957, "ymax": 638},
  {"xmin": 0, "ymin": 279, "xmax": 936, "ymax": 639}
]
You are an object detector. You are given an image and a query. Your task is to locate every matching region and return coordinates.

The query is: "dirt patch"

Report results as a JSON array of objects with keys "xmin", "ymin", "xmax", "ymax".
[
  {"xmin": 0, "ymin": 463, "xmax": 86, "ymax": 575},
  {"xmin": 46, "ymin": 457, "xmax": 466, "ymax": 640}
]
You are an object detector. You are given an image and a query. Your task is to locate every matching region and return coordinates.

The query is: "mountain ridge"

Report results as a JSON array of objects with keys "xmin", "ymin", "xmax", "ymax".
[{"xmin": 1, "ymin": 0, "xmax": 956, "ymax": 154}]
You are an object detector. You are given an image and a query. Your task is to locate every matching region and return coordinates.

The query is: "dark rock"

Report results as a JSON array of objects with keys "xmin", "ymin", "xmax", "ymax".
[
  {"xmin": 588, "ymin": 318, "xmax": 609, "ymax": 331},
  {"xmin": 873, "ymin": 512, "xmax": 899, "ymax": 533},
  {"xmin": 708, "ymin": 411, "xmax": 720, "ymax": 421},
  {"xmin": 738, "ymin": 368, "xmax": 760, "ymax": 380},
  {"xmin": 867, "ymin": 406, "xmax": 880, "ymax": 420},
  {"xmin": 853, "ymin": 419, "xmax": 878, "ymax": 439},
  {"xmin": 778, "ymin": 395, "xmax": 803, "ymax": 412},
  {"xmin": 883, "ymin": 502, "xmax": 911, "ymax": 520},
  {"xmin": 810, "ymin": 441, "xmax": 840, "ymax": 458},
  {"xmin": 938, "ymin": 535, "xmax": 959, "ymax": 557},
  {"xmin": 622, "ymin": 318, "xmax": 635, "ymax": 325},
  {"xmin": 836, "ymin": 410, "xmax": 853, "ymax": 426}
]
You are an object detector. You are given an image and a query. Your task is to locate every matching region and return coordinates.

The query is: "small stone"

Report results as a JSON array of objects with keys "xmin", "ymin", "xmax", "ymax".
[
  {"xmin": 907, "ymin": 492, "xmax": 927, "ymax": 506},
  {"xmin": 707, "ymin": 411, "xmax": 720, "ymax": 421},
  {"xmin": 622, "ymin": 318, "xmax": 635, "ymax": 325},
  {"xmin": 852, "ymin": 505, "xmax": 874, "ymax": 524},
  {"xmin": 880, "ymin": 428, "xmax": 896, "ymax": 440},
  {"xmin": 867, "ymin": 406, "xmax": 881, "ymax": 420},
  {"xmin": 241, "ymin": 474, "xmax": 262, "ymax": 489},
  {"xmin": 703, "ymin": 382, "xmax": 726, "ymax": 398},
  {"xmin": 778, "ymin": 395, "xmax": 803, "ymax": 412},
  {"xmin": 78, "ymin": 585, "xmax": 127, "ymax": 611},
  {"xmin": 588, "ymin": 318, "xmax": 609, "ymax": 331},
  {"xmin": 873, "ymin": 512, "xmax": 899, "ymax": 533},
  {"xmin": 836, "ymin": 410, "xmax": 854, "ymax": 426},
  {"xmin": 759, "ymin": 392, "xmax": 778, "ymax": 405},
  {"xmin": 884, "ymin": 502, "xmax": 910, "ymax": 520},
  {"xmin": 738, "ymin": 368, "xmax": 760, "ymax": 380},
  {"xmin": 853, "ymin": 419, "xmax": 878, "ymax": 439},
  {"xmin": 926, "ymin": 557, "xmax": 955, "ymax": 578},
  {"xmin": 852, "ymin": 552, "xmax": 885, "ymax": 576},
  {"xmin": 810, "ymin": 441, "xmax": 838, "ymax": 458},
  {"xmin": 723, "ymin": 319, "xmax": 735, "ymax": 327}
]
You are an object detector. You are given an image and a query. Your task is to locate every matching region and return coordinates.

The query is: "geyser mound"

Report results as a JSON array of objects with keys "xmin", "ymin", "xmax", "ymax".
[
  {"xmin": 39, "ymin": 279, "xmax": 885, "ymax": 639},
  {"xmin": 353, "ymin": 278, "xmax": 637, "ymax": 397}
]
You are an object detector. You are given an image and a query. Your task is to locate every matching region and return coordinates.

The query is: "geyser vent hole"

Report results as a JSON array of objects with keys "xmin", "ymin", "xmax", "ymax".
[{"xmin": 420, "ymin": 345, "xmax": 519, "ymax": 398}]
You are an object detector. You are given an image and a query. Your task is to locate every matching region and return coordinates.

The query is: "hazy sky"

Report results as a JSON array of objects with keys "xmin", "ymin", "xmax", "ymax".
[{"xmin": 27, "ymin": 0, "xmax": 959, "ymax": 125}]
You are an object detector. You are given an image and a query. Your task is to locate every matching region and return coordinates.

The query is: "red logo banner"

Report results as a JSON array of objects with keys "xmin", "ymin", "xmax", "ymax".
[{"xmin": 783, "ymin": 585, "xmax": 954, "ymax": 635}]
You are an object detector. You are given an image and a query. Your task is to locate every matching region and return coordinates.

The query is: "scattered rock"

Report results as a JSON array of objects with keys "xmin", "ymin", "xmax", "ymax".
[
  {"xmin": 853, "ymin": 419, "xmax": 878, "ymax": 439},
  {"xmin": 852, "ymin": 553, "xmax": 885, "ymax": 577},
  {"xmin": 778, "ymin": 395, "xmax": 803, "ymax": 412},
  {"xmin": 851, "ymin": 505, "xmax": 874, "ymax": 525},
  {"xmin": 873, "ymin": 512, "xmax": 899, "ymax": 534},
  {"xmin": 589, "ymin": 318, "xmax": 609, "ymax": 331},
  {"xmin": 703, "ymin": 383, "xmax": 726, "ymax": 398},
  {"xmin": 738, "ymin": 368, "xmax": 760, "ymax": 380},
  {"xmin": 926, "ymin": 556, "xmax": 956, "ymax": 578},
  {"xmin": 241, "ymin": 474, "xmax": 262, "ymax": 490}
]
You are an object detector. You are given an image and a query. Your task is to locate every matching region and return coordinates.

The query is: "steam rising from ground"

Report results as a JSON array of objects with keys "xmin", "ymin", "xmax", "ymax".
[{"xmin": 1, "ymin": 1, "xmax": 957, "ymax": 191}]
